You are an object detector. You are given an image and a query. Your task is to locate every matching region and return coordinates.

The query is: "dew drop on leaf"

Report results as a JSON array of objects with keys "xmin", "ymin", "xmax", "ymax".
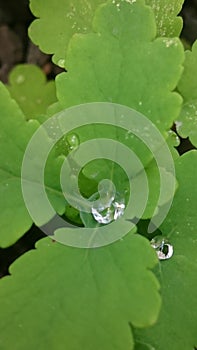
[
  {"xmin": 57, "ymin": 59, "xmax": 65, "ymax": 68},
  {"xmin": 91, "ymin": 181, "xmax": 125, "ymax": 224},
  {"xmin": 150, "ymin": 235, "xmax": 173, "ymax": 260},
  {"xmin": 15, "ymin": 75, "xmax": 25, "ymax": 84},
  {"xmin": 66, "ymin": 133, "xmax": 80, "ymax": 151},
  {"xmin": 175, "ymin": 120, "xmax": 183, "ymax": 131},
  {"xmin": 92, "ymin": 198, "xmax": 125, "ymax": 224}
]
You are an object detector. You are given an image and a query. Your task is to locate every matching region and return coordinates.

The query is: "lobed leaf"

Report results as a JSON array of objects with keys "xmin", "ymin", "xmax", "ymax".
[
  {"xmin": 0, "ymin": 83, "xmax": 65, "ymax": 247},
  {"xmin": 146, "ymin": 0, "xmax": 184, "ymax": 37},
  {"xmin": 56, "ymin": 0, "xmax": 184, "ymax": 131},
  {"xmin": 7, "ymin": 64, "xmax": 57, "ymax": 120},
  {"xmin": 177, "ymin": 41, "xmax": 197, "ymax": 147},
  {"xmin": 135, "ymin": 151, "xmax": 197, "ymax": 349},
  {"xmin": 0, "ymin": 230, "xmax": 160, "ymax": 350},
  {"xmin": 178, "ymin": 41, "xmax": 197, "ymax": 102},
  {"xmin": 28, "ymin": 0, "xmax": 104, "ymax": 66},
  {"xmin": 54, "ymin": 0, "xmax": 183, "ymax": 222},
  {"xmin": 0, "ymin": 83, "xmax": 38, "ymax": 247}
]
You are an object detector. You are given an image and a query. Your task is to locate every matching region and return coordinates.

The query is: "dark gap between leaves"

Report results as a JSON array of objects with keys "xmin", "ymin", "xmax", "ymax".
[
  {"xmin": 172, "ymin": 123, "xmax": 197, "ymax": 155},
  {"xmin": 0, "ymin": 225, "xmax": 45, "ymax": 278},
  {"xmin": 176, "ymin": 136, "xmax": 197, "ymax": 155}
]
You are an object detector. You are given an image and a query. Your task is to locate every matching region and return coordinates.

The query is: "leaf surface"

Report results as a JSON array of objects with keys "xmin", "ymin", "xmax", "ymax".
[
  {"xmin": 29, "ymin": 0, "xmax": 104, "ymax": 66},
  {"xmin": 146, "ymin": 0, "xmax": 183, "ymax": 37},
  {"xmin": 54, "ymin": 0, "xmax": 184, "ymax": 223},
  {"xmin": 0, "ymin": 83, "xmax": 39, "ymax": 247},
  {"xmin": 7, "ymin": 64, "xmax": 57, "ymax": 120},
  {"xmin": 177, "ymin": 41, "xmax": 197, "ymax": 147},
  {"xmin": 56, "ymin": 0, "xmax": 184, "ymax": 131},
  {"xmin": 0, "ymin": 231, "xmax": 161, "ymax": 350},
  {"xmin": 135, "ymin": 151, "xmax": 197, "ymax": 349},
  {"xmin": 0, "ymin": 83, "xmax": 64, "ymax": 247}
]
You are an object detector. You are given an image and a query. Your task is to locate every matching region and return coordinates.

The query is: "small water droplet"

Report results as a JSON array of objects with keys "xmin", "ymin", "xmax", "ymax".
[
  {"xmin": 150, "ymin": 235, "xmax": 173, "ymax": 260},
  {"xmin": 20, "ymin": 96, "xmax": 26, "ymax": 102},
  {"xmin": 112, "ymin": 27, "xmax": 119, "ymax": 36},
  {"xmin": 66, "ymin": 133, "xmax": 80, "ymax": 151},
  {"xmin": 163, "ymin": 38, "xmax": 177, "ymax": 48},
  {"xmin": 125, "ymin": 130, "xmax": 133, "ymax": 140},
  {"xmin": 71, "ymin": 22, "xmax": 77, "ymax": 29},
  {"xmin": 116, "ymin": 3, "xmax": 120, "ymax": 9},
  {"xmin": 57, "ymin": 59, "xmax": 65, "ymax": 68},
  {"xmin": 113, "ymin": 200, "xmax": 125, "ymax": 220},
  {"xmin": 175, "ymin": 120, "xmax": 182, "ymax": 131},
  {"xmin": 16, "ymin": 75, "xmax": 25, "ymax": 84},
  {"xmin": 66, "ymin": 11, "xmax": 75, "ymax": 19}
]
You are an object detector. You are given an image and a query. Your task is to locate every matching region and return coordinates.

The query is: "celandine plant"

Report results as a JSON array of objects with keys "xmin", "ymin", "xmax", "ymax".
[{"xmin": 0, "ymin": 0, "xmax": 197, "ymax": 349}]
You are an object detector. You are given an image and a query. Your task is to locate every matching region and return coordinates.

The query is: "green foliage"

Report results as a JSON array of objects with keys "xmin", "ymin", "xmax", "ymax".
[
  {"xmin": 56, "ymin": 0, "xmax": 184, "ymax": 131},
  {"xmin": 135, "ymin": 151, "xmax": 197, "ymax": 349},
  {"xmin": 0, "ymin": 83, "xmax": 38, "ymax": 247},
  {"xmin": 7, "ymin": 64, "xmax": 57, "ymax": 120},
  {"xmin": 146, "ymin": 0, "xmax": 184, "ymax": 37},
  {"xmin": 0, "ymin": 232, "xmax": 160, "ymax": 350},
  {"xmin": 177, "ymin": 101, "xmax": 197, "ymax": 147},
  {"xmin": 0, "ymin": 0, "xmax": 197, "ymax": 349},
  {"xmin": 177, "ymin": 41, "xmax": 197, "ymax": 147},
  {"xmin": 28, "ymin": 0, "xmax": 184, "ymax": 67},
  {"xmin": 0, "ymin": 83, "xmax": 64, "ymax": 247},
  {"xmin": 29, "ymin": 0, "xmax": 104, "ymax": 66},
  {"xmin": 178, "ymin": 41, "xmax": 197, "ymax": 102},
  {"xmin": 54, "ymin": 0, "xmax": 184, "ymax": 222}
]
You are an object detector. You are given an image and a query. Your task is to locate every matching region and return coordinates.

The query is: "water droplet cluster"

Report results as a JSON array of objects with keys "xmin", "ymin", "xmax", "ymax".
[{"xmin": 91, "ymin": 179, "xmax": 125, "ymax": 224}]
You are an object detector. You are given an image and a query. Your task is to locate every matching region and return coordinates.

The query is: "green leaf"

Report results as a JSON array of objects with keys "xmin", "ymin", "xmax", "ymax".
[
  {"xmin": 28, "ymin": 0, "xmax": 104, "ymax": 66},
  {"xmin": 178, "ymin": 41, "xmax": 197, "ymax": 103},
  {"xmin": 146, "ymin": 0, "xmax": 184, "ymax": 37},
  {"xmin": 54, "ymin": 0, "xmax": 183, "ymax": 224},
  {"xmin": 135, "ymin": 340, "xmax": 155, "ymax": 350},
  {"xmin": 176, "ymin": 101, "xmax": 197, "ymax": 147},
  {"xmin": 7, "ymin": 64, "xmax": 57, "ymax": 120},
  {"xmin": 0, "ymin": 82, "xmax": 65, "ymax": 247},
  {"xmin": 56, "ymin": 0, "xmax": 184, "ymax": 131},
  {"xmin": 28, "ymin": 0, "xmax": 184, "ymax": 67},
  {"xmin": 135, "ymin": 151, "xmax": 197, "ymax": 349},
  {"xmin": 44, "ymin": 152, "xmax": 67, "ymax": 215},
  {"xmin": 176, "ymin": 42, "xmax": 197, "ymax": 147},
  {"xmin": 0, "ymin": 82, "xmax": 39, "ymax": 247},
  {"xmin": 0, "ymin": 231, "xmax": 161, "ymax": 350}
]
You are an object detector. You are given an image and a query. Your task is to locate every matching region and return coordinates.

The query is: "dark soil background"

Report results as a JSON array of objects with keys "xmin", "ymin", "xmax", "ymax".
[
  {"xmin": 0, "ymin": 0, "xmax": 64, "ymax": 83},
  {"xmin": 0, "ymin": 0, "xmax": 197, "ymax": 278}
]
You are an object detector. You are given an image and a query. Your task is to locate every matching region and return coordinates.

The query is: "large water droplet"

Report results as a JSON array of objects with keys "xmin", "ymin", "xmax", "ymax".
[
  {"xmin": 92, "ymin": 206, "xmax": 115, "ymax": 224},
  {"xmin": 150, "ymin": 235, "xmax": 173, "ymax": 260},
  {"xmin": 92, "ymin": 189, "xmax": 125, "ymax": 225}
]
